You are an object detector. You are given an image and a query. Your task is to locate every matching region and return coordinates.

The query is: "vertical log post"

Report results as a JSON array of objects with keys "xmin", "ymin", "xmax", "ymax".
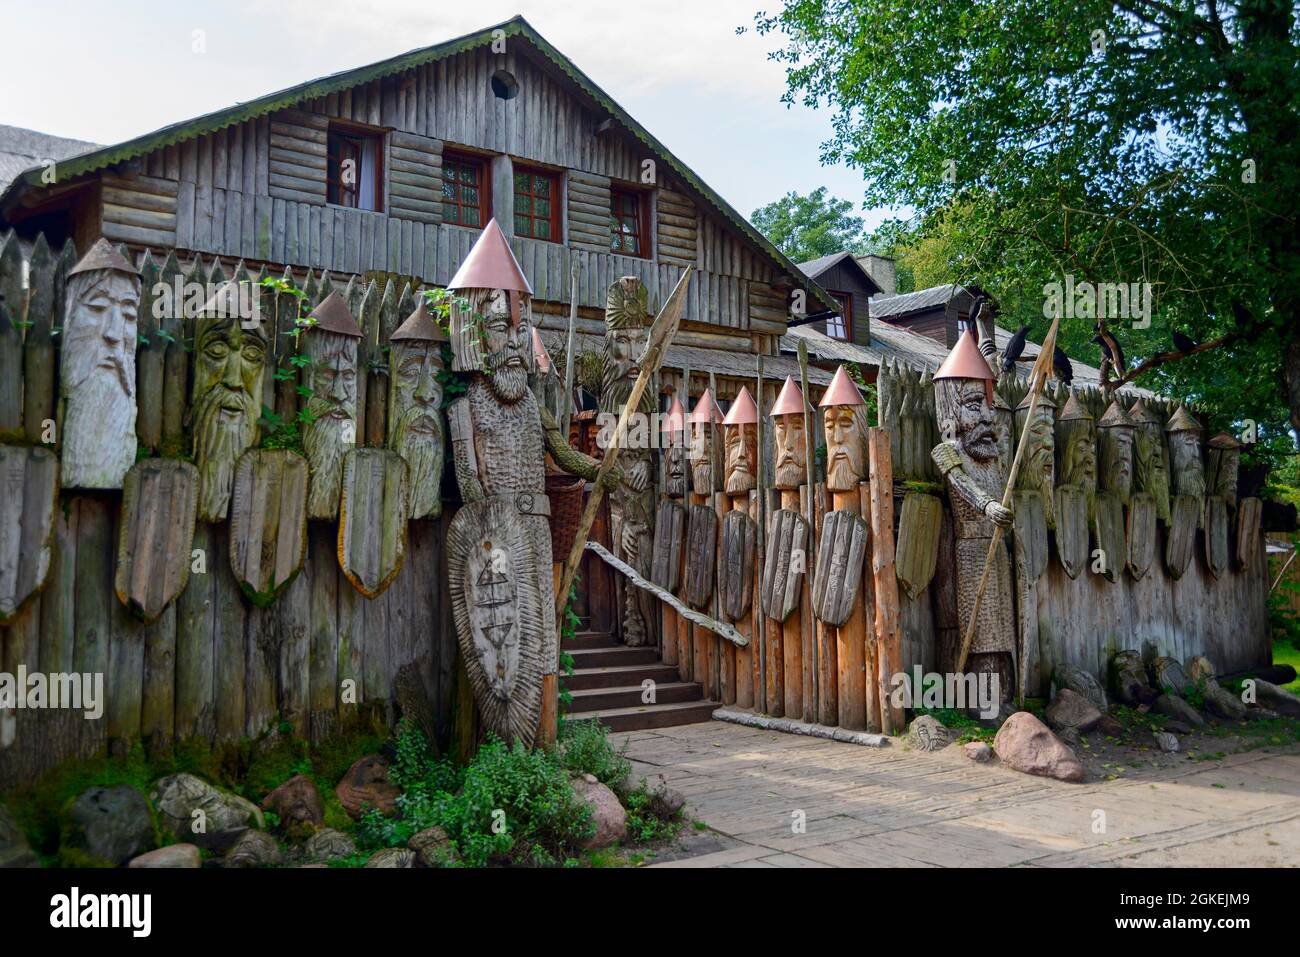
[
  {"xmin": 869, "ymin": 427, "xmax": 904, "ymax": 733},
  {"xmin": 834, "ymin": 485, "xmax": 869, "ymax": 731}
]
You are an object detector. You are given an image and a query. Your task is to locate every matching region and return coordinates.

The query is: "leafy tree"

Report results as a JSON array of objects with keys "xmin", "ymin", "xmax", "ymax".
[
  {"xmin": 752, "ymin": 0, "xmax": 1300, "ymax": 464},
  {"xmin": 751, "ymin": 187, "xmax": 869, "ymax": 263}
]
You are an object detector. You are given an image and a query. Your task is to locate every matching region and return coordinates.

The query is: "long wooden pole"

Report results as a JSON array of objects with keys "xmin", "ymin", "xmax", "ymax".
[
  {"xmin": 754, "ymin": 353, "xmax": 767, "ymax": 713},
  {"xmin": 955, "ymin": 317, "xmax": 1060, "ymax": 673},
  {"xmin": 559, "ymin": 257, "xmax": 580, "ymax": 440},
  {"xmin": 797, "ymin": 340, "xmax": 818, "ymax": 717}
]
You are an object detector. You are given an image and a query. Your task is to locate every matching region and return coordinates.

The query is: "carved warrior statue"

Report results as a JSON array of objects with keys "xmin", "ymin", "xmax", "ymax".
[
  {"xmin": 1131, "ymin": 399, "xmax": 1171, "ymax": 523},
  {"xmin": 1013, "ymin": 390, "xmax": 1056, "ymax": 529},
  {"xmin": 1206, "ymin": 432, "xmax": 1242, "ymax": 507},
  {"xmin": 302, "ymin": 291, "xmax": 363, "ymax": 519},
  {"xmin": 601, "ymin": 277, "xmax": 658, "ymax": 647},
  {"xmin": 1097, "ymin": 399, "xmax": 1136, "ymax": 503},
  {"xmin": 387, "ymin": 300, "xmax": 446, "ymax": 520},
  {"xmin": 720, "ymin": 387, "xmax": 759, "ymax": 620},
  {"xmin": 813, "ymin": 366, "xmax": 871, "ymax": 628},
  {"xmin": 651, "ymin": 395, "xmax": 688, "ymax": 593},
  {"xmin": 822, "ymin": 369, "xmax": 870, "ymax": 494},
  {"xmin": 763, "ymin": 376, "xmax": 810, "ymax": 623},
  {"xmin": 771, "ymin": 376, "xmax": 809, "ymax": 491},
  {"xmin": 1166, "ymin": 404, "xmax": 1205, "ymax": 498},
  {"xmin": 930, "ymin": 331, "xmax": 1014, "ymax": 695},
  {"xmin": 723, "ymin": 387, "xmax": 759, "ymax": 496},
  {"xmin": 445, "ymin": 220, "xmax": 608, "ymax": 747},
  {"xmin": 663, "ymin": 393, "xmax": 688, "ymax": 499},
  {"xmin": 190, "ymin": 282, "xmax": 269, "ymax": 521},
  {"xmin": 59, "ymin": 239, "xmax": 141, "ymax": 489},
  {"xmin": 688, "ymin": 388, "xmax": 723, "ymax": 495}
]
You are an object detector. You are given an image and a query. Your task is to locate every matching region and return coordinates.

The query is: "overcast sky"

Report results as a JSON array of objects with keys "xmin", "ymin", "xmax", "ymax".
[{"xmin": 0, "ymin": 0, "xmax": 895, "ymax": 232}]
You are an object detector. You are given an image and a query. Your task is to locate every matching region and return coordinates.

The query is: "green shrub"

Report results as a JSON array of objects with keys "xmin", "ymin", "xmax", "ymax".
[{"xmin": 559, "ymin": 719, "xmax": 631, "ymax": 791}]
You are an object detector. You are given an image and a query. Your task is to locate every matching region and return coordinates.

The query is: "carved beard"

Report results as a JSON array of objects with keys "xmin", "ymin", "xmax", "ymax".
[
  {"xmin": 1170, "ymin": 435, "xmax": 1205, "ymax": 497},
  {"xmin": 776, "ymin": 458, "xmax": 805, "ymax": 490},
  {"xmin": 826, "ymin": 443, "xmax": 865, "ymax": 491},
  {"xmin": 666, "ymin": 446, "xmax": 687, "ymax": 498},
  {"xmin": 1062, "ymin": 435, "xmax": 1097, "ymax": 490},
  {"xmin": 600, "ymin": 362, "xmax": 655, "ymax": 417},
  {"xmin": 486, "ymin": 350, "xmax": 529, "ymax": 403},
  {"xmin": 689, "ymin": 429, "xmax": 715, "ymax": 495},
  {"xmin": 724, "ymin": 427, "xmax": 755, "ymax": 495},
  {"xmin": 192, "ymin": 383, "xmax": 259, "ymax": 520},
  {"xmin": 392, "ymin": 404, "xmax": 444, "ymax": 519},
  {"xmin": 304, "ymin": 395, "xmax": 351, "ymax": 516},
  {"xmin": 62, "ymin": 366, "xmax": 136, "ymax": 488}
]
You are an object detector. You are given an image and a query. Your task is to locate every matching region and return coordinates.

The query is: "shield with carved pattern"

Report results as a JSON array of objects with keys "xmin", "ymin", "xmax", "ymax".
[
  {"xmin": 720, "ymin": 508, "xmax": 757, "ymax": 621},
  {"xmin": 447, "ymin": 498, "xmax": 544, "ymax": 747},
  {"xmin": 761, "ymin": 508, "xmax": 808, "ymax": 622},
  {"xmin": 1054, "ymin": 485, "xmax": 1089, "ymax": 580},
  {"xmin": 812, "ymin": 509, "xmax": 870, "ymax": 627}
]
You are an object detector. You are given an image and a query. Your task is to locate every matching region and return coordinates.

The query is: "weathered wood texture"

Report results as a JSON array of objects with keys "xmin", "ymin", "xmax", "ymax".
[
  {"xmin": 894, "ymin": 492, "xmax": 942, "ymax": 600},
  {"xmin": 1054, "ymin": 485, "xmax": 1090, "ymax": 580},
  {"xmin": 1092, "ymin": 492, "xmax": 1125, "ymax": 584},
  {"xmin": 811, "ymin": 508, "xmax": 870, "ymax": 627},
  {"xmin": 0, "ymin": 446, "xmax": 58, "ymax": 624},
  {"xmin": 1203, "ymin": 495, "xmax": 1229, "ymax": 580},
  {"xmin": 719, "ymin": 508, "xmax": 757, "ymax": 621},
  {"xmin": 761, "ymin": 508, "xmax": 808, "ymax": 622},
  {"xmin": 338, "ymin": 448, "xmax": 410, "ymax": 598},
  {"xmin": 1236, "ymin": 497, "xmax": 1261, "ymax": 570},
  {"xmin": 685, "ymin": 503, "xmax": 718, "ymax": 609},
  {"xmin": 650, "ymin": 498, "xmax": 686, "ymax": 593},
  {"xmin": 114, "ymin": 459, "xmax": 199, "ymax": 623},
  {"xmin": 228, "ymin": 449, "xmax": 310, "ymax": 606},
  {"xmin": 1126, "ymin": 492, "xmax": 1157, "ymax": 580}
]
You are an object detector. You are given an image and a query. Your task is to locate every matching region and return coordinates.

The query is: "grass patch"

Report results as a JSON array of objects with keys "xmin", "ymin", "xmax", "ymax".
[
  {"xmin": 913, "ymin": 707, "xmax": 994, "ymax": 744},
  {"xmin": 1271, "ymin": 640, "xmax": 1300, "ymax": 695}
]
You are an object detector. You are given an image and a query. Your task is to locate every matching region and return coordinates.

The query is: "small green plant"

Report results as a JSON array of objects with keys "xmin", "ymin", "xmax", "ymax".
[
  {"xmin": 559, "ymin": 718, "xmax": 631, "ymax": 790},
  {"xmin": 257, "ymin": 275, "xmax": 321, "ymax": 453},
  {"xmin": 621, "ymin": 787, "xmax": 679, "ymax": 845}
]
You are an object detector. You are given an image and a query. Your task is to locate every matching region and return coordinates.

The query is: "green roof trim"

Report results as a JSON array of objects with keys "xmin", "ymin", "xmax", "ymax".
[{"xmin": 2, "ymin": 15, "xmax": 834, "ymax": 312}]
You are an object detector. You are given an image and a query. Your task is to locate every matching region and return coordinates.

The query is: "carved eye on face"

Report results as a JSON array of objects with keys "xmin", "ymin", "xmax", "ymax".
[
  {"xmin": 241, "ymin": 341, "xmax": 265, "ymax": 364},
  {"xmin": 203, "ymin": 340, "xmax": 230, "ymax": 361}
]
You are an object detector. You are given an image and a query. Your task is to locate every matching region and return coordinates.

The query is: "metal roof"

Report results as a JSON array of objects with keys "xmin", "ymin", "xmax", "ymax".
[{"xmin": 869, "ymin": 282, "xmax": 973, "ymax": 319}]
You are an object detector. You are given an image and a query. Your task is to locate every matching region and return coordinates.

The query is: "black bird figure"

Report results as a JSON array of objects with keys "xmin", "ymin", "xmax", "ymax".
[
  {"xmin": 1001, "ymin": 324, "xmax": 1029, "ymax": 373},
  {"xmin": 1053, "ymin": 345, "xmax": 1074, "ymax": 384},
  {"xmin": 1091, "ymin": 324, "xmax": 1127, "ymax": 374},
  {"xmin": 1172, "ymin": 330, "xmax": 1198, "ymax": 354}
]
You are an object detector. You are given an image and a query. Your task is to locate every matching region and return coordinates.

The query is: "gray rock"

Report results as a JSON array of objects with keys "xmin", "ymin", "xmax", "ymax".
[
  {"xmin": 302, "ymin": 828, "xmax": 356, "ymax": 863},
  {"xmin": 1163, "ymin": 720, "xmax": 1195, "ymax": 735},
  {"xmin": 907, "ymin": 715, "xmax": 951, "ymax": 752},
  {"xmin": 1110, "ymin": 650, "xmax": 1156, "ymax": 706},
  {"xmin": 151, "ymin": 773, "xmax": 263, "ymax": 851},
  {"xmin": 63, "ymin": 785, "xmax": 154, "ymax": 865},
  {"xmin": 408, "ymin": 826, "xmax": 452, "ymax": 867},
  {"xmin": 1151, "ymin": 656, "xmax": 1193, "ymax": 696},
  {"xmin": 647, "ymin": 779, "xmax": 686, "ymax": 821},
  {"xmin": 1185, "ymin": 658, "xmax": 1248, "ymax": 721},
  {"xmin": 261, "ymin": 774, "xmax": 324, "ymax": 832},
  {"xmin": 992, "ymin": 712, "xmax": 1086, "ymax": 782},
  {"xmin": 365, "ymin": 847, "xmax": 416, "ymax": 868},
  {"xmin": 1153, "ymin": 693, "xmax": 1206, "ymax": 727},
  {"xmin": 1045, "ymin": 688, "xmax": 1102, "ymax": 733},
  {"xmin": 1252, "ymin": 679, "xmax": 1300, "ymax": 718},
  {"xmin": 0, "ymin": 804, "xmax": 37, "ymax": 868},
  {"xmin": 963, "ymin": 742, "xmax": 993, "ymax": 763},
  {"xmin": 1154, "ymin": 731, "xmax": 1180, "ymax": 753},
  {"xmin": 223, "ymin": 829, "xmax": 282, "ymax": 868},
  {"xmin": 1053, "ymin": 664, "xmax": 1108, "ymax": 713},
  {"xmin": 128, "ymin": 844, "xmax": 202, "ymax": 868},
  {"xmin": 1096, "ymin": 714, "xmax": 1125, "ymax": 738},
  {"xmin": 571, "ymin": 774, "xmax": 626, "ymax": 849},
  {"xmin": 1055, "ymin": 725, "xmax": 1081, "ymax": 747}
]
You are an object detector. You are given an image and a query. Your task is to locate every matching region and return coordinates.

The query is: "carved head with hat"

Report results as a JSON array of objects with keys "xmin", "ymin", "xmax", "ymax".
[
  {"xmin": 662, "ymin": 392, "xmax": 688, "ymax": 497},
  {"xmin": 819, "ymin": 365, "xmax": 869, "ymax": 492},
  {"xmin": 388, "ymin": 297, "xmax": 447, "ymax": 519},
  {"xmin": 1054, "ymin": 392, "xmax": 1097, "ymax": 494},
  {"xmin": 933, "ymin": 331, "xmax": 1001, "ymax": 467},
  {"xmin": 687, "ymin": 387, "xmax": 723, "ymax": 495},
  {"xmin": 1098, "ymin": 398, "xmax": 1137, "ymax": 501},
  {"xmin": 1165, "ymin": 403, "xmax": 1205, "ymax": 498},
  {"xmin": 722, "ymin": 386, "xmax": 758, "ymax": 495},
  {"xmin": 1014, "ymin": 389, "xmax": 1056, "ymax": 521},
  {"xmin": 1130, "ymin": 399, "xmax": 1171, "ymax": 520},
  {"xmin": 771, "ymin": 376, "xmax": 808, "ymax": 490},
  {"xmin": 601, "ymin": 276, "xmax": 655, "ymax": 417},
  {"xmin": 302, "ymin": 289, "xmax": 363, "ymax": 519}
]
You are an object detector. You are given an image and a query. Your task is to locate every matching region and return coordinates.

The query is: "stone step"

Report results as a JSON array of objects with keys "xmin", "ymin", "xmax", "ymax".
[
  {"xmin": 568, "ymin": 645, "xmax": 660, "ymax": 668},
  {"xmin": 569, "ymin": 700, "xmax": 721, "ymax": 733},
  {"xmin": 564, "ymin": 681, "xmax": 703, "ymax": 714},
  {"xmin": 564, "ymin": 663, "xmax": 681, "ymax": 691}
]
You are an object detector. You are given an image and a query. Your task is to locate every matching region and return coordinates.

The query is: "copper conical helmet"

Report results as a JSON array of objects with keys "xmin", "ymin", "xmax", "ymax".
[
  {"xmin": 770, "ymin": 376, "xmax": 806, "ymax": 417},
  {"xmin": 447, "ymin": 218, "xmax": 533, "ymax": 296},
  {"xmin": 391, "ymin": 299, "xmax": 446, "ymax": 342},
  {"xmin": 818, "ymin": 365, "xmax": 865, "ymax": 408},
  {"xmin": 723, "ymin": 386, "xmax": 758, "ymax": 426}
]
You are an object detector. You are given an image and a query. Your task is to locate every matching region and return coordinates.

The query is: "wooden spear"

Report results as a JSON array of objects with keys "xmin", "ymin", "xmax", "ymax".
[
  {"xmin": 955, "ymin": 316, "xmax": 1061, "ymax": 677},
  {"xmin": 559, "ymin": 257, "xmax": 581, "ymax": 439},
  {"xmin": 554, "ymin": 268, "xmax": 693, "ymax": 628}
]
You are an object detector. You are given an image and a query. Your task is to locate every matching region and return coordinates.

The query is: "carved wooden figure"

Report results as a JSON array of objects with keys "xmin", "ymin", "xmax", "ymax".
[
  {"xmin": 1203, "ymin": 494, "xmax": 1230, "ymax": 579},
  {"xmin": 1013, "ymin": 391, "xmax": 1056, "ymax": 530},
  {"xmin": 1098, "ymin": 399, "xmax": 1136, "ymax": 505},
  {"xmin": 59, "ymin": 239, "xmax": 141, "ymax": 489},
  {"xmin": 688, "ymin": 388, "xmax": 723, "ymax": 496},
  {"xmin": 1236, "ymin": 496, "xmax": 1262, "ymax": 570},
  {"xmin": 762, "ymin": 377, "xmax": 811, "ymax": 621},
  {"xmin": 1206, "ymin": 432, "xmax": 1242, "ymax": 508},
  {"xmin": 1166, "ymin": 494, "xmax": 1201, "ymax": 579},
  {"xmin": 1055, "ymin": 394, "xmax": 1097, "ymax": 513},
  {"xmin": 228, "ymin": 448, "xmax": 309, "ymax": 607},
  {"xmin": 685, "ymin": 503, "xmax": 718, "ymax": 609},
  {"xmin": 1126, "ymin": 492, "xmax": 1158, "ymax": 580},
  {"xmin": 114, "ymin": 458, "xmax": 199, "ymax": 623},
  {"xmin": 190, "ymin": 284, "xmax": 269, "ymax": 521},
  {"xmin": 1131, "ymin": 400, "xmax": 1171, "ymax": 524},
  {"xmin": 1166, "ymin": 404, "xmax": 1205, "ymax": 499},
  {"xmin": 387, "ymin": 300, "xmax": 446, "ymax": 520},
  {"xmin": 302, "ymin": 291, "xmax": 363, "ymax": 519},
  {"xmin": 0, "ymin": 446, "xmax": 58, "ymax": 624},
  {"xmin": 663, "ymin": 394, "xmax": 689, "ymax": 499}
]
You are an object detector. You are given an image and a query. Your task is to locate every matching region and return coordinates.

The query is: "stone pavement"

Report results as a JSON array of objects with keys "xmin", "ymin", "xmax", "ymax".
[{"xmin": 619, "ymin": 721, "xmax": 1300, "ymax": 867}]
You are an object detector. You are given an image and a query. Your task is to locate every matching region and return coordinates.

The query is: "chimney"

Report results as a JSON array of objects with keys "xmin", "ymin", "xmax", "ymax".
[{"xmin": 857, "ymin": 254, "xmax": 896, "ymax": 297}]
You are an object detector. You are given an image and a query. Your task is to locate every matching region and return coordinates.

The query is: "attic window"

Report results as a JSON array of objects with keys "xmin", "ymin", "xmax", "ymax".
[
  {"xmin": 327, "ymin": 123, "xmax": 383, "ymax": 212},
  {"xmin": 491, "ymin": 70, "xmax": 519, "ymax": 100}
]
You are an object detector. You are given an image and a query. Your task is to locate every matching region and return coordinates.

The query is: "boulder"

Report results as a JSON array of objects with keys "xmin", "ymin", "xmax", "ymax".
[
  {"xmin": 1095, "ymin": 714, "xmax": 1124, "ymax": 738},
  {"xmin": 992, "ymin": 712, "xmax": 1086, "ymax": 782},
  {"xmin": 1053, "ymin": 664, "xmax": 1108, "ymax": 713},
  {"xmin": 906, "ymin": 715, "xmax": 951, "ymax": 752},
  {"xmin": 1151, "ymin": 656, "xmax": 1193, "ymax": 697},
  {"xmin": 224, "ymin": 829, "xmax": 282, "ymax": 868},
  {"xmin": 1163, "ymin": 720, "xmax": 1195, "ymax": 735},
  {"xmin": 963, "ymin": 742, "xmax": 993, "ymax": 763},
  {"xmin": 63, "ymin": 785, "xmax": 155, "ymax": 866},
  {"xmin": 366, "ymin": 848, "xmax": 416, "ymax": 868},
  {"xmin": 1153, "ymin": 693, "xmax": 1206, "ymax": 727},
  {"xmin": 302, "ymin": 828, "xmax": 356, "ymax": 863},
  {"xmin": 1154, "ymin": 731, "xmax": 1180, "ymax": 753},
  {"xmin": 1252, "ymin": 679, "xmax": 1300, "ymax": 718},
  {"xmin": 1109, "ymin": 650, "xmax": 1156, "ymax": 706},
  {"xmin": 151, "ymin": 773, "xmax": 263, "ymax": 851},
  {"xmin": 261, "ymin": 774, "xmax": 324, "ymax": 833},
  {"xmin": 128, "ymin": 844, "xmax": 202, "ymax": 868},
  {"xmin": 1045, "ymin": 688, "xmax": 1102, "ymax": 733},
  {"xmin": 646, "ymin": 778, "xmax": 686, "ymax": 821},
  {"xmin": 408, "ymin": 826, "xmax": 452, "ymax": 868},
  {"xmin": 335, "ymin": 756, "xmax": 401, "ymax": 820},
  {"xmin": 571, "ymin": 774, "xmax": 626, "ymax": 849},
  {"xmin": 0, "ymin": 804, "xmax": 37, "ymax": 868},
  {"xmin": 1055, "ymin": 725, "xmax": 1081, "ymax": 747}
]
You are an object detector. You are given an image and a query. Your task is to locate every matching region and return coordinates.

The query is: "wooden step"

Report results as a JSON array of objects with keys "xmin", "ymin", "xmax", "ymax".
[
  {"xmin": 564, "ymin": 663, "xmax": 680, "ymax": 691},
  {"xmin": 569, "ymin": 700, "xmax": 720, "ymax": 733},
  {"xmin": 563, "ymin": 681, "xmax": 703, "ymax": 714},
  {"xmin": 568, "ymin": 645, "xmax": 660, "ymax": 668},
  {"xmin": 562, "ymin": 632, "xmax": 618, "ymax": 651}
]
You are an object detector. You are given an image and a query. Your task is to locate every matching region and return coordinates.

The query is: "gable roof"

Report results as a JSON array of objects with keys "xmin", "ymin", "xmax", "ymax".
[
  {"xmin": 869, "ymin": 282, "xmax": 979, "ymax": 319},
  {"xmin": 0, "ymin": 16, "xmax": 836, "ymax": 313},
  {"xmin": 797, "ymin": 250, "xmax": 882, "ymax": 295},
  {"xmin": 0, "ymin": 124, "xmax": 98, "ymax": 194}
]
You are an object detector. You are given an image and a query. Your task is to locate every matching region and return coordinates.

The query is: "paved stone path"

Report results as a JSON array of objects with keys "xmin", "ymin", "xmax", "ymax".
[{"xmin": 620, "ymin": 721, "xmax": 1300, "ymax": 867}]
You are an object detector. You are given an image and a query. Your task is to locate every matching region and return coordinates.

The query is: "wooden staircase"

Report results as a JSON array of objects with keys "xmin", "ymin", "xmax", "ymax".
[{"xmin": 561, "ymin": 630, "xmax": 718, "ymax": 732}]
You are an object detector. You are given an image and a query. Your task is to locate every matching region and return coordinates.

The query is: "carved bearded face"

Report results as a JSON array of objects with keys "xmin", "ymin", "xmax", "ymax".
[
  {"xmin": 1060, "ymin": 427, "xmax": 1097, "ymax": 491},
  {"xmin": 689, "ymin": 423, "xmax": 715, "ymax": 495},
  {"xmin": 1168, "ymin": 430, "xmax": 1205, "ymax": 497},
  {"xmin": 303, "ymin": 331, "xmax": 358, "ymax": 517},
  {"xmin": 479, "ymin": 290, "xmax": 531, "ymax": 404},
  {"xmin": 60, "ymin": 269, "xmax": 139, "ymax": 488},
  {"xmin": 388, "ymin": 340, "xmax": 445, "ymax": 519},
  {"xmin": 1100, "ymin": 425, "xmax": 1134, "ymax": 498},
  {"xmin": 724, "ymin": 423, "xmax": 757, "ymax": 495},
  {"xmin": 1016, "ymin": 405, "xmax": 1055, "ymax": 494},
  {"xmin": 824, "ymin": 405, "xmax": 867, "ymax": 492},
  {"xmin": 1134, "ymin": 426, "xmax": 1169, "ymax": 498},
  {"xmin": 665, "ymin": 437, "xmax": 687, "ymax": 498},
  {"xmin": 773, "ymin": 414, "xmax": 808, "ymax": 489},
  {"xmin": 937, "ymin": 380, "xmax": 1000, "ymax": 464},
  {"xmin": 192, "ymin": 318, "xmax": 266, "ymax": 520}
]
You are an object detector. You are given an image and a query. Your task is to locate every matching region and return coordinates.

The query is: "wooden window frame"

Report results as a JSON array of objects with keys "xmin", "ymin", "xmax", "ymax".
[
  {"xmin": 610, "ymin": 185, "xmax": 650, "ymax": 259},
  {"xmin": 826, "ymin": 290, "xmax": 853, "ymax": 340},
  {"xmin": 512, "ymin": 163, "xmax": 562, "ymax": 243},
  {"xmin": 441, "ymin": 149, "xmax": 492, "ymax": 229},
  {"xmin": 326, "ymin": 119, "xmax": 385, "ymax": 213}
]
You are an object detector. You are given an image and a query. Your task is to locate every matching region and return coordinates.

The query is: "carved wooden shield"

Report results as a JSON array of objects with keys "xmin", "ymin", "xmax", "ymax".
[
  {"xmin": 229, "ymin": 449, "xmax": 309, "ymax": 607},
  {"xmin": 0, "ymin": 446, "xmax": 58, "ymax": 624},
  {"xmin": 1010, "ymin": 490, "xmax": 1048, "ymax": 584},
  {"xmin": 1092, "ymin": 492, "xmax": 1125, "ymax": 583},
  {"xmin": 447, "ymin": 499, "xmax": 545, "ymax": 747},
  {"xmin": 1126, "ymin": 491, "xmax": 1157, "ymax": 581},
  {"xmin": 761, "ymin": 508, "xmax": 808, "ymax": 622},
  {"xmin": 720, "ymin": 508, "xmax": 757, "ymax": 621},
  {"xmin": 1054, "ymin": 485, "xmax": 1089, "ymax": 580},
  {"xmin": 1165, "ymin": 494, "xmax": 1200, "ymax": 580},
  {"xmin": 1236, "ymin": 496, "xmax": 1262, "ymax": 570},
  {"xmin": 650, "ymin": 499, "xmax": 686, "ymax": 592},
  {"xmin": 812, "ymin": 509, "xmax": 869, "ymax": 627},
  {"xmin": 1203, "ymin": 494, "xmax": 1229, "ymax": 580},
  {"xmin": 339, "ymin": 448, "xmax": 410, "ymax": 598},
  {"xmin": 115, "ymin": 458, "xmax": 199, "ymax": 623},
  {"xmin": 685, "ymin": 503, "xmax": 717, "ymax": 609},
  {"xmin": 896, "ymin": 492, "xmax": 943, "ymax": 598}
]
